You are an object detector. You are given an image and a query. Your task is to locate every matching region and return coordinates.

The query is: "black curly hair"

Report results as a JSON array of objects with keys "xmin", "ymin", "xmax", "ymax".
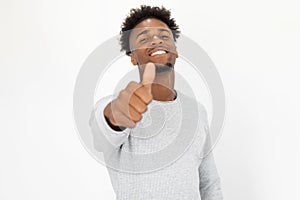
[{"xmin": 120, "ymin": 5, "xmax": 180, "ymax": 56}]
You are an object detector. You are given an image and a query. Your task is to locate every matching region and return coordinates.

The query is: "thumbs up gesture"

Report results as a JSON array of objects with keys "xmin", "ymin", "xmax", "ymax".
[{"xmin": 103, "ymin": 63, "xmax": 156, "ymax": 129}]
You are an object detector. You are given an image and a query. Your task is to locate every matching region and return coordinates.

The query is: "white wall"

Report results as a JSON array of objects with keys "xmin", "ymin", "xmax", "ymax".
[{"xmin": 1, "ymin": 0, "xmax": 300, "ymax": 199}]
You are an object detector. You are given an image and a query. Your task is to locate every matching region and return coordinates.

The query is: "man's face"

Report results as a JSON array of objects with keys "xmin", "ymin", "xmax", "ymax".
[{"xmin": 129, "ymin": 18, "xmax": 178, "ymax": 72}]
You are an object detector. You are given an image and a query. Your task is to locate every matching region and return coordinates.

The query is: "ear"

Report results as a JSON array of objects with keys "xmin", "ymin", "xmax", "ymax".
[
  {"xmin": 175, "ymin": 46, "xmax": 179, "ymax": 58},
  {"xmin": 130, "ymin": 53, "xmax": 138, "ymax": 65}
]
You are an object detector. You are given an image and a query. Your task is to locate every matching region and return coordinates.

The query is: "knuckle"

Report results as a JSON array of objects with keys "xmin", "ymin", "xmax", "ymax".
[
  {"xmin": 134, "ymin": 106, "xmax": 142, "ymax": 113},
  {"xmin": 136, "ymin": 104, "xmax": 147, "ymax": 113},
  {"xmin": 141, "ymin": 105, "xmax": 147, "ymax": 113},
  {"xmin": 131, "ymin": 114, "xmax": 142, "ymax": 122},
  {"xmin": 136, "ymin": 114, "xmax": 142, "ymax": 121},
  {"xmin": 114, "ymin": 99, "xmax": 122, "ymax": 108},
  {"xmin": 136, "ymin": 89, "xmax": 152, "ymax": 104},
  {"xmin": 128, "ymin": 122, "xmax": 136, "ymax": 128},
  {"xmin": 144, "ymin": 96, "xmax": 152, "ymax": 104},
  {"xmin": 119, "ymin": 90, "xmax": 127, "ymax": 99},
  {"xmin": 135, "ymin": 85, "xmax": 144, "ymax": 93},
  {"xmin": 112, "ymin": 110, "xmax": 121, "ymax": 120},
  {"xmin": 110, "ymin": 100, "xmax": 119, "ymax": 111},
  {"xmin": 128, "ymin": 81, "xmax": 137, "ymax": 88}
]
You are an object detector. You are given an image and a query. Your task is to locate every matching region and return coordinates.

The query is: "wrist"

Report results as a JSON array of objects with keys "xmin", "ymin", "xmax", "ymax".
[{"xmin": 104, "ymin": 115, "xmax": 126, "ymax": 131}]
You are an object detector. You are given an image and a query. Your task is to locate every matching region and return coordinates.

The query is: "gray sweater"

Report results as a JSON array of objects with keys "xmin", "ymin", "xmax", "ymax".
[{"xmin": 89, "ymin": 90, "xmax": 223, "ymax": 200}]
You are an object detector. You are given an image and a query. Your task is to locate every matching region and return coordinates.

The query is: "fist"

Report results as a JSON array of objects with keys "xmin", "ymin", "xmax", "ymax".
[{"xmin": 104, "ymin": 63, "xmax": 156, "ymax": 129}]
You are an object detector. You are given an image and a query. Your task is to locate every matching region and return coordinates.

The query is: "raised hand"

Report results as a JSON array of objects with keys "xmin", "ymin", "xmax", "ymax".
[{"xmin": 103, "ymin": 63, "xmax": 156, "ymax": 129}]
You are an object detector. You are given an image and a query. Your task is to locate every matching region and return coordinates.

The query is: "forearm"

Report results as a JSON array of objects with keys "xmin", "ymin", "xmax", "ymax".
[
  {"xmin": 89, "ymin": 95, "xmax": 130, "ymax": 153},
  {"xmin": 199, "ymin": 151, "xmax": 223, "ymax": 200}
]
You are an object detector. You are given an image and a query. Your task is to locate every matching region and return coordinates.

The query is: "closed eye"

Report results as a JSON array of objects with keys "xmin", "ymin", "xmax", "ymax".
[
  {"xmin": 139, "ymin": 37, "xmax": 150, "ymax": 44},
  {"xmin": 161, "ymin": 35, "xmax": 170, "ymax": 40}
]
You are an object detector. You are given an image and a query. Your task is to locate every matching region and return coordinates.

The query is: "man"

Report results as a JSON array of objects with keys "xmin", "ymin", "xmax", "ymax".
[{"xmin": 89, "ymin": 5, "xmax": 223, "ymax": 199}]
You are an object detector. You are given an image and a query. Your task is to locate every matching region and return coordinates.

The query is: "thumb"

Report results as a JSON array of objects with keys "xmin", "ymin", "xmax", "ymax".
[{"xmin": 142, "ymin": 62, "xmax": 155, "ymax": 93}]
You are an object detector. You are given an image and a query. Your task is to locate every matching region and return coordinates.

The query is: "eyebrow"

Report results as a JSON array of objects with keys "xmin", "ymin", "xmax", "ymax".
[
  {"xmin": 135, "ymin": 28, "xmax": 171, "ymax": 39},
  {"xmin": 136, "ymin": 30, "xmax": 150, "ymax": 39}
]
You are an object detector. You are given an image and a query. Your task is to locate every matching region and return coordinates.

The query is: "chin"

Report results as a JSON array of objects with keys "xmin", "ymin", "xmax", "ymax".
[{"xmin": 154, "ymin": 63, "xmax": 173, "ymax": 73}]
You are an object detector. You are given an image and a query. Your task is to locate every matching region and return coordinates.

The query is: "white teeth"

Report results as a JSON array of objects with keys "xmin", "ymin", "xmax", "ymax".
[{"xmin": 151, "ymin": 50, "xmax": 166, "ymax": 56}]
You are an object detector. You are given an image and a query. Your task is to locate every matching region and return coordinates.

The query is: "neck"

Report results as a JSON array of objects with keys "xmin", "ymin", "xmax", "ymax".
[
  {"xmin": 141, "ymin": 69, "xmax": 176, "ymax": 102},
  {"xmin": 152, "ymin": 83, "xmax": 177, "ymax": 101}
]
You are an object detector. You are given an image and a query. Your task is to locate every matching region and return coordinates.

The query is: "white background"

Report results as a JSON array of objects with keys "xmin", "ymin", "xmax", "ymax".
[{"xmin": 1, "ymin": 0, "xmax": 300, "ymax": 199}]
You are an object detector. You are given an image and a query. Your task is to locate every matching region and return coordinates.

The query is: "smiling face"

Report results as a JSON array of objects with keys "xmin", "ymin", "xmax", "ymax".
[{"xmin": 129, "ymin": 18, "xmax": 178, "ymax": 72}]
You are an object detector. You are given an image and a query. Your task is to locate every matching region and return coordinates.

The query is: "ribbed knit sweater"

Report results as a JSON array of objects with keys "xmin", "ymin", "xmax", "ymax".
[{"xmin": 89, "ymin": 90, "xmax": 223, "ymax": 200}]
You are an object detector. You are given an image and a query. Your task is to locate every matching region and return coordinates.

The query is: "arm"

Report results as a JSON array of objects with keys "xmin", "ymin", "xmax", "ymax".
[
  {"xmin": 198, "ymin": 146, "xmax": 223, "ymax": 200},
  {"xmin": 197, "ymin": 103, "xmax": 223, "ymax": 200},
  {"xmin": 89, "ymin": 95, "xmax": 130, "ymax": 154}
]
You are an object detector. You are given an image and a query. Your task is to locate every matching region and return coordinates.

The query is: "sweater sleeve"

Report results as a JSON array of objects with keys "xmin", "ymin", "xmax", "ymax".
[
  {"xmin": 198, "ymin": 144, "xmax": 223, "ymax": 200},
  {"xmin": 198, "ymin": 104, "xmax": 224, "ymax": 200},
  {"xmin": 88, "ymin": 95, "xmax": 130, "ymax": 155}
]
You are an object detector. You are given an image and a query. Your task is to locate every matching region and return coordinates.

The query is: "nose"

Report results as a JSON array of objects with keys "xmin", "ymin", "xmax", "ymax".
[{"xmin": 151, "ymin": 35, "xmax": 163, "ymax": 46}]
